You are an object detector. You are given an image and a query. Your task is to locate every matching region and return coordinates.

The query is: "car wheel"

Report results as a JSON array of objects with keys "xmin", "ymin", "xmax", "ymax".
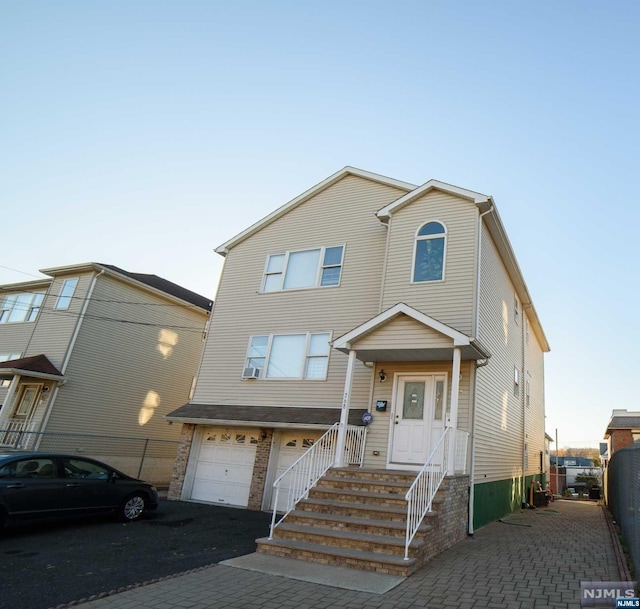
[{"xmin": 119, "ymin": 493, "xmax": 147, "ymax": 522}]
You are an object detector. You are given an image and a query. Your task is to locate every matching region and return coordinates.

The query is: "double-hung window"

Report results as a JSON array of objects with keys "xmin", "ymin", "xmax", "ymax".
[
  {"xmin": 0, "ymin": 292, "xmax": 45, "ymax": 324},
  {"xmin": 413, "ymin": 222, "xmax": 446, "ymax": 282},
  {"xmin": 263, "ymin": 246, "xmax": 344, "ymax": 292},
  {"xmin": 245, "ymin": 332, "xmax": 331, "ymax": 379}
]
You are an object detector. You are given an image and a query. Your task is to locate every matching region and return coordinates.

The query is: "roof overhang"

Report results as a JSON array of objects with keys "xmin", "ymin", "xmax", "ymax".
[
  {"xmin": 0, "ymin": 355, "xmax": 65, "ymax": 383},
  {"xmin": 215, "ymin": 166, "xmax": 416, "ymax": 256},
  {"xmin": 166, "ymin": 404, "xmax": 367, "ymax": 427},
  {"xmin": 332, "ymin": 303, "xmax": 491, "ymax": 363}
]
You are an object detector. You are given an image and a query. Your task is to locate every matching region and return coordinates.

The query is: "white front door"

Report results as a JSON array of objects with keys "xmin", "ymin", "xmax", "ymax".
[{"xmin": 390, "ymin": 374, "xmax": 447, "ymax": 466}]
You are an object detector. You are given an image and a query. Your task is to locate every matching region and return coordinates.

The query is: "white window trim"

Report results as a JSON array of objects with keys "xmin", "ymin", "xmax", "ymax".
[
  {"xmin": 261, "ymin": 245, "xmax": 345, "ymax": 293},
  {"xmin": 244, "ymin": 331, "xmax": 333, "ymax": 380},
  {"xmin": 410, "ymin": 221, "xmax": 447, "ymax": 284},
  {"xmin": 0, "ymin": 292, "xmax": 46, "ymax": 324},
  {"xmin": 55, "ymin": 277, "xmax": 79, "ymax": 310}
]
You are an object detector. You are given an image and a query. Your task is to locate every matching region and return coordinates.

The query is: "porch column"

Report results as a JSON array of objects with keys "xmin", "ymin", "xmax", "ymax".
[
  {"xmin": 447, "ymin": 347, "xmax": 461, "ymax": 475},
  {"xmin": 0, "ymin": 375, "xmax": 20, "ymax": 429},
  {"xmin": 335, "ymin": 349, "xmax": 356, "ymax": 467}
]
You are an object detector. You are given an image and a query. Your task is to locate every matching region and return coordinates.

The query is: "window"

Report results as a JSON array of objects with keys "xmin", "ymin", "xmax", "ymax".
[
  {"xmin": 0, "ymin": 292, "xmax": 45, "ymax": 324},
  {"xmin": 0, "ymin": 353, "xmax": 21, "ymax": 362},
  {"xmin": 62, "ymin": 458, "xmax": 110, "ymax": 480},
  {"xmin": 526, "ymin": 378, "xmax": 531, "ymax": 407},
  {"xmin": 55, "ymin": 278, "xmax": 78, "ymax": 310},
  {"xmin": 245, "ymin": 332, "xmax": 331, "ymax": 379},
  {"xmin": 514, "ymin": 366, "xmax": 520, "ymax": 397},
  {"xmin": 514, "ymin": 294, "xmax": 520, "ymax": 325},
  {"xmin": 262, "ymin": 246, "xmax": 344, "ymax": 292},
  {"xmin": 413, "ymin": 222, "xmax": 446, "ymax": 282}
]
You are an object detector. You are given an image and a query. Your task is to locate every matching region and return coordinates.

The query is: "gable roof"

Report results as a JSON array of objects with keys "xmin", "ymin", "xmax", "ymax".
[
  {"xmin": 215, "ymin": 166, "xmax": 416, "ymax": 256},
  {"xmin": 376, "ymin": 179, "xmax": 491, "ymax": 220},
  {"xmin": 0, "ymin": 354, "xmax": 64, "ymax": 381},
  {"xmin": 332, "ymin": 302, "xmax": 491, "ymax": 361}
]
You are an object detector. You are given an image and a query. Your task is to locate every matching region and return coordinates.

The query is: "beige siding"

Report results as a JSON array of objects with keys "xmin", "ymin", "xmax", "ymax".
[
  {"xmin": 193, "ymin": 175, "xmax": 408, "ymax": 414},
  {"xmin": 362, "ymin": 361, "xmax": 473, "ymax": 469},
  {"xmin": 474, "ymin": 224, "xmax": 545, "ymax": 484},
  {"xmin": 25, "ymin": 273, "xmax": 95, "ymax": 369},
  {"xmin": 353, "ymin": 315, "xmax": 453, "ymax": 351},
  {"xmin": 381, "ymin": 191, "xmax": 478, "ymax": 335},
  {"xmin": 43, "ymin": 274, "xmax": 208, "ymax": 441}
]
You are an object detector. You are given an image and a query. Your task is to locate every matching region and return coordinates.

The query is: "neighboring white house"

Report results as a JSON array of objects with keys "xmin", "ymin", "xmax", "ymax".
[{"xmin": 0, "ymin": 263, "xmax": 211, "ymax": 483}]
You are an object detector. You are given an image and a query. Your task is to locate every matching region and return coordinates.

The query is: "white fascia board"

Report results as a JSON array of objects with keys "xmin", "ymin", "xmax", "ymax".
[
  {"xmin": 377, "ymin": 179, "xmax": 491, "ymax": 221},
  {"xmin": 0, "ymin": 369, "xmax": 65, "ymax": 382},
  {"xmin": 215, "ymin": 166, "xmax": 416, "ymax": 256},
  {"xmin": 0, "ymin": 278, "xmax": 52, "ymax": 292},
  {"xmin": 332, "ymin": 302, "xmax": 471, "ymax": 350},
  {"xmin": 39, "ymin": 262, "xmax": 100, "ymax": 277}
]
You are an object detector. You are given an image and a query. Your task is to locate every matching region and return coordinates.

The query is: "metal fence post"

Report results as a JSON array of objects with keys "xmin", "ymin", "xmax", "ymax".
[{"xmin": 137, "ymin": 438, "xmax": 149, "ymax": 479}]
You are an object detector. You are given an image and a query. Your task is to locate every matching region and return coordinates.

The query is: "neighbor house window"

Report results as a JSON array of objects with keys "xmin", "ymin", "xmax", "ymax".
[
  {"xmin": 413, "ymin": 222, "xmax": 446, "ymax": 282},
  {"xmin": 245, "ymin": 332, "xmax": 331, "ymax": 379},
  {"xmin": 262, "ymin": 246, "xmax": 344, "ymax": 292},
  {"xmin": 0, "ymin": 292, "xmax": 45, "ymax": 324},
  {"xmin": 514, "ymin": 366, "xmax": 520, "ymax": 397},
  {"xmin": 514, "ymin": 294, "xmax": 520, "ymax": 325},
  {"xmin": 55, "ymin": 278, "xmax": 78, "ymax": 310}
]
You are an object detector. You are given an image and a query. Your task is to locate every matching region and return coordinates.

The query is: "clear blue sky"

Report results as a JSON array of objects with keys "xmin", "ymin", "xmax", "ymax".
[{"xmin": 2, "ymin": 2, "xmax": 638, "ymax": 449}]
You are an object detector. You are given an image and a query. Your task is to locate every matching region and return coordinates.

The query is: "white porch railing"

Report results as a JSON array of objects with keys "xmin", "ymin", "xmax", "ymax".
[
  {"xmin": 404, "ymin": 427, "xmax": 469, "ymax": 560},
  {"xmin": 0, "ymin": 418, "xmax": 38, "ymax": 449},
  {"xmin": 269, "ymin": 422, "xmax": 367, "ymax": 539}
]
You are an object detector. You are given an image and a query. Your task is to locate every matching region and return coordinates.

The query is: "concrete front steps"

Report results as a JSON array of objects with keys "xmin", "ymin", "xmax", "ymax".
[{"xmin": 256, "ymin": 468, "xmax": 455, "ymax": 577}]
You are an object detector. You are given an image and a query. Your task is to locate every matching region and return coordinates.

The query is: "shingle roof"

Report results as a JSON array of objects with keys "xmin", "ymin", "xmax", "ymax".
[
  {"xmin": 166, "ymin": 403, "xmax": 367, "ymax": 427},
  {"xmin": 99, "ymin": 264, "xmax": 212, "ymax": 311},
  {"xmin": 606, "ymin": 415, "xmax": 640, "ymax": 431},
  {"xmin": 0, "ymin": 354, "xmax": 63, "ymax": 377}
]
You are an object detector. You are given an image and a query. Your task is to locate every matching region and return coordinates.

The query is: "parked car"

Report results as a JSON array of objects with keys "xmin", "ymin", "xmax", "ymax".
[{"xmin": 0, "ymin": 452, "xmax": 159, "ymax": 527}]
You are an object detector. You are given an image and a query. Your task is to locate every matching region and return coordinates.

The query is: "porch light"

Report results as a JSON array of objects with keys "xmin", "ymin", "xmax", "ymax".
[{"xmin": 378, "ymin": 369, "xmax": 387, "ymax": 382}]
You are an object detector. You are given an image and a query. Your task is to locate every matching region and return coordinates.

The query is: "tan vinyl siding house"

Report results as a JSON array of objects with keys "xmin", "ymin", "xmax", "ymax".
[
  {"xmin": 168, "ymin": 166, "xmax": 549, "ymax": 544},
  {"xmin": 0, "ymin": 263, "xmax": 211, "ymax": 484}
]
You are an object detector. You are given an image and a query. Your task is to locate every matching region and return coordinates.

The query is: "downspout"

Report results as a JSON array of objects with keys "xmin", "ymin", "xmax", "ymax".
[
  {"xmin": 468, "ymin": 204, "xmax": 494, "ymax": 536},
  {"xmin": 521, "ymin": 305, "xmax": 527, "ymax": 507},
  {"xmin": 37, "ymin": 269, "xmax": 104, "ymax": 436}
]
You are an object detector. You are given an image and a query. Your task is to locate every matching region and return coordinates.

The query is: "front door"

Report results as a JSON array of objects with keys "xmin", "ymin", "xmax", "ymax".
[
  {"xmin": 390, "ymin": 374, "xmax": 447, "ymax": 466},
  {"xmin": 13, "ymin": 384, "xmax": 42, "ymax": 419}
]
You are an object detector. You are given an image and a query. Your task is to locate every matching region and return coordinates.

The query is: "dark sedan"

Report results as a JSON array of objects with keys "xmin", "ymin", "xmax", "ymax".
[{"xmin": 0, "ymin": 451, "xmax": 158, "ymax": 527}]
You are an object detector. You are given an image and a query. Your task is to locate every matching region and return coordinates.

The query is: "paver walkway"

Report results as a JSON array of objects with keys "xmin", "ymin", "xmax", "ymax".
[{"xmin": 72, "ymin": 500, "xmax": 622, "ymax": 609}]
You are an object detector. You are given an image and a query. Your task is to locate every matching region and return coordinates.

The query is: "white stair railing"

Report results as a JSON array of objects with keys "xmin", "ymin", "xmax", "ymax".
[
  {"xmin": 269, "ymin": 422, "xmax": 367, "ymax": 539},
  {"xmin": 404, "ymin": 426, "xmax": 453, "ymax": 560}
]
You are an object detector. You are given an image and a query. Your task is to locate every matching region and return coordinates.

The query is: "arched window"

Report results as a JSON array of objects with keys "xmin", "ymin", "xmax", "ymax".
[{"xmin": 413, "ymin": 221, "xmax": 446, "ymax": 282}]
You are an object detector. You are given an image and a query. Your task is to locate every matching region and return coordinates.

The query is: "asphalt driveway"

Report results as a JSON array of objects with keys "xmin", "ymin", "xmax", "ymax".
[{"xmin": 0, "ymin": 500, "xmax": 272, "ymax": 609}]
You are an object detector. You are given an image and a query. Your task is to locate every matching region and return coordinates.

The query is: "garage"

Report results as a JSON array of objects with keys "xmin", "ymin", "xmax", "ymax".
[
  {"xmin": 270, "ymin": 429, "xmax": 323, "ymax": 512},
  {"xmin": 190, "ymin": 427, "xmax": 259, "ymax": 507}
]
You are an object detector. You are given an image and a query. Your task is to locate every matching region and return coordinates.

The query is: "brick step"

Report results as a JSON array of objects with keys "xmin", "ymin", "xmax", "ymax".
[
  {"xmin": 317, "ymin": 475, "xmax": 412, "ymax": 494},
  {"xmin": 256, "ymin": 536, "xmax": 419, "ymax": 577},
  {"xmin": 328, "ymin": 467, "xmax": 417, "ymax": 483},
  {"xmin": 297, "ymin": 497, "xmax": 410, "ymax": 522},
  {"xmin": 308, "ymin": 486, "xmax": 409, "ymax": 508},
  {"xmin": 273, "ymin": 522, "xmax": 423, "ymax": 557},
  {"xmin": 286, "ymin": 509, "xmax": 432, "ymax": 538}
]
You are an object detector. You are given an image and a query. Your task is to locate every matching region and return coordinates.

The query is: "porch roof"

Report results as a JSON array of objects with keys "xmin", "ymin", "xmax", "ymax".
[
  {"xmin": 165, "ymin": 403, "xmax": 367, "ymax": 429},
  {"xmin": 0, "ymin": 354, "xmax": 64, "ymax": 382},
  {"xmin": 332, "ymin": 303, "xmax": 491, "ymax": 363}
]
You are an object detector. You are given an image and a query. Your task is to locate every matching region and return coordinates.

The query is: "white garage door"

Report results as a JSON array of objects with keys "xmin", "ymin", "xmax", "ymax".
[
  {"xmin": 190, "ymin": 428, "xmax": 259, "ymax": 507},
  {"xmin": 270, "ymin": 430, "xmax": 323, "ymax": 512}
]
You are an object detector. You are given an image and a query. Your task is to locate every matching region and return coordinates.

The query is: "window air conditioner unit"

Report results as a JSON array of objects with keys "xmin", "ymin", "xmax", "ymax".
[{"xmin": 242, "ymin": 367, "xmax": 261, "ymax": 379}]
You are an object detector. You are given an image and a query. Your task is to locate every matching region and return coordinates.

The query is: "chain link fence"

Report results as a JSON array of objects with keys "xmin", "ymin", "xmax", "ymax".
[
  {"xmin": 0, "ymin": 429, "xmax": 179, "ymax": 485},
  {"xmin": 607, "ymin": 444, "xmax": 640, "ymax": 577}
]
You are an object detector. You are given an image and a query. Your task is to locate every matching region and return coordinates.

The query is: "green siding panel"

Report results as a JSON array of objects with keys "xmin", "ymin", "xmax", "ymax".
[{"xmin": 474, "ymin": 475, "xmax": 542, "ymax": 529}]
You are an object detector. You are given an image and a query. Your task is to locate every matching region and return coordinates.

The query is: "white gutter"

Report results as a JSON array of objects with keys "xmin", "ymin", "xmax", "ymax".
[{"xmin": 468, "ymin": 204, "xmax": 495, "ymax": 535}]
